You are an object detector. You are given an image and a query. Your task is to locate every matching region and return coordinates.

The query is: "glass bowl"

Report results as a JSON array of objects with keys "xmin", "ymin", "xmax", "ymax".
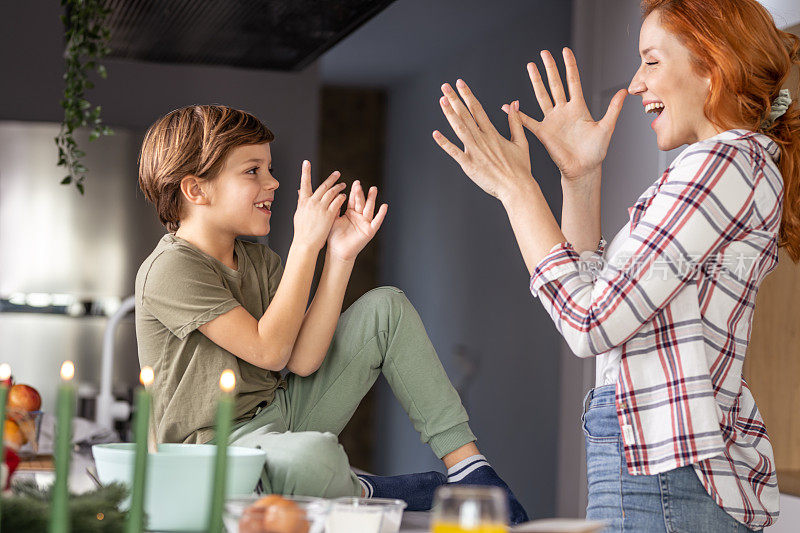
[
  {"xmin": 329, "ymin": 497, "xmax": 407, "ymax": 533},
  {"xmin": 5, "ymin": 408, "xmax": 43, "ymax": 457},
  {"xmin": 224, "ymin": 494, "xmax": 329, "ymax": 533}
]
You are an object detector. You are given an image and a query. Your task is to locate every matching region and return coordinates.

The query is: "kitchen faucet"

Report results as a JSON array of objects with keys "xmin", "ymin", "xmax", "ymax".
[{"xmin": 96, "ymin": 295, "xmax": 135, "ymax": 429}]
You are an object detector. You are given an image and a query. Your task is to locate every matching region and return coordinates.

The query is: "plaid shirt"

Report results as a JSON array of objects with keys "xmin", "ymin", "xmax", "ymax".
[{"xmin": 530, "ymin": 130, "xmax": 781, "ymax": 528}]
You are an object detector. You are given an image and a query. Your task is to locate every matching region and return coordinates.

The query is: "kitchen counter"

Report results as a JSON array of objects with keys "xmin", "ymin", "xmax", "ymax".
[{"xmin": 400, "ymin": 511, "xmax": 431, "ymax": 532}]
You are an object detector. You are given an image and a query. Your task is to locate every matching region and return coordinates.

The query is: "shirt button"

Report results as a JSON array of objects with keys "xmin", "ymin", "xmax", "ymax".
[{"xmin": 622, "ymin": 424, "xmax": 635, "ymax": 443}]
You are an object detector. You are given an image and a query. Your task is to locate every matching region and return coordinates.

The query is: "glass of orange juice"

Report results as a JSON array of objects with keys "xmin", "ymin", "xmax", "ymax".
[{"xmin": 430, "ymin": 485, "xmax": 508, "ymax": 533}]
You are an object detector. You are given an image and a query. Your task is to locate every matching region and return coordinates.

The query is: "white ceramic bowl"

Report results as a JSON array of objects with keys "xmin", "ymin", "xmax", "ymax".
[
  {"xmin": 223, "ymin": 495, "xmax": 329, "ymax": 533},
  {"xmin": 328, "ymin": 497, "xmax": 407, "ymax": 533},
  {"xmin": 92, "ymin": 443, "xmax": 266, "ymax": 532}
]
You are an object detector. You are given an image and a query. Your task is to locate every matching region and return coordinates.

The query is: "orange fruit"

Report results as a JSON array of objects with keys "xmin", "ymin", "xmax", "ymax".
[
  {"xmin": 253, "ymin": 494, "xmax": 295, "ymax": 509},
  {"xmin": 262, "ymin": 505, "xmax": 308, "ymax": 533},
  {"xmin": 244, "ymin": 495, "xmax": 309, "ymax": 533},
  {"xmin": 4, "ymin": 419, "xmax": 26, "ymax": 449}
]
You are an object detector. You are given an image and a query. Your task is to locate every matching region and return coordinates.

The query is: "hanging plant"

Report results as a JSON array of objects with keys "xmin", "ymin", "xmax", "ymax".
[{"xmin": 56, "ymin": 0, "xmax": 114, "ymax": 195}]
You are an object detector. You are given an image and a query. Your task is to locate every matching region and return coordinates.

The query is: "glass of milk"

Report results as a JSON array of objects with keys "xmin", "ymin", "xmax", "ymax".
[{"xmin": 327, "ymin": 497, "xmax": 407, "ymax": 533}]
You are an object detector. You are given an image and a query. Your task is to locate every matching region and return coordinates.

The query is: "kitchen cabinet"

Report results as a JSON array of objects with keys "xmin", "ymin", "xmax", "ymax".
[{"xmin": 745, "ymin": 248, "xmax": 800, "ymax": 497}]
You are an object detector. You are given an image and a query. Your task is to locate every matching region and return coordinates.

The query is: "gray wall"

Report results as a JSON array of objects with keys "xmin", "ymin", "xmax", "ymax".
[{"xmin": 369, "ymin": 2, "xmax": 573, "ymax": 519}]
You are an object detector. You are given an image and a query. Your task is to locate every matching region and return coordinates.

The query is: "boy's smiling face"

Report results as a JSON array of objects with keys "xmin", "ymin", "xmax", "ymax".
[{"xmin": 205, "ymin": 143, "xmax": 279, "ymax": 237}]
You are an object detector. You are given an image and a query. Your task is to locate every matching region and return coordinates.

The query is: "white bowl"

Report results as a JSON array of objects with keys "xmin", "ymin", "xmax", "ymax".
[{"xmin": 92, "ymin": 443, "xmax": 266, "ymax": 532}]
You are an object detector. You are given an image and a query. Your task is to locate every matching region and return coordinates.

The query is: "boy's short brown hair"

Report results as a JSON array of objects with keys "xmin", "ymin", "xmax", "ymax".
[{"xmin": 138, "ymin": 105, "xmax": 274, "ymax": 232}]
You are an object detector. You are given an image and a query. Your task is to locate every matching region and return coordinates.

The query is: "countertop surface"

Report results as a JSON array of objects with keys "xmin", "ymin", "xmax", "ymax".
[{"xmin": 15, "ymin": 450, "xmax": 434, "ymax": 533}]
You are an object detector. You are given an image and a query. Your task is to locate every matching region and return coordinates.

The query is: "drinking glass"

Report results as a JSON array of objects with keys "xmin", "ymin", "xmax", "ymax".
[{"xmin": 430, "ymin": 485, "xmax": 508, "ymax": 533}]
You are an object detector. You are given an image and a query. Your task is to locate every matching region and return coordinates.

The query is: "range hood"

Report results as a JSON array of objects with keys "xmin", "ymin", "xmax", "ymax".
[{"xmin": 101, "ymin": 0, "xmax": 397, "ymax": 71}]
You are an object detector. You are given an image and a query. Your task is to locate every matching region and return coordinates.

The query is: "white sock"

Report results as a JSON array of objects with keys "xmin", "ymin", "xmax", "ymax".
[
  {"xmin": 446, "ymin": 454, "xmax": 489, "ymax": 482},
  {"xmin": 358, "ymin": 476, "xmax": 374, "ymax": 498}
]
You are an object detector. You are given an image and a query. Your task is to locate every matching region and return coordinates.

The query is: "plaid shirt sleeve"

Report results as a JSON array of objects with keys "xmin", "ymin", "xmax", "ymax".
[{"xmin": 530, "ymin": 141, "xmax": 755, "ymax": 358}]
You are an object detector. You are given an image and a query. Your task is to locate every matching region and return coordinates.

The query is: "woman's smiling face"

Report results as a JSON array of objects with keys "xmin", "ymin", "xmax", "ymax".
[{"xmin": 628, "ymin": 10, "xmax": 721, "ymax": 151}]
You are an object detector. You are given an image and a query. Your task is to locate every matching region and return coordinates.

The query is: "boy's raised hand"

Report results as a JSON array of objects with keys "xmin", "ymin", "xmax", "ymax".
[
  {"xmin": 293, "ymin": 160, "xmax": 348, "ymax": 251},
  {"xmin": 327, "ymin": 180, "xmax": 388, "ymax": 262}
]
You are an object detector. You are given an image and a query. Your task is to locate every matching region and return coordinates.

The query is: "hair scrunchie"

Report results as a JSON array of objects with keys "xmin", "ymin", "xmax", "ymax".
[{"xmin": 761, "ymin": 89, "xmax": 792, "ymax": 128}]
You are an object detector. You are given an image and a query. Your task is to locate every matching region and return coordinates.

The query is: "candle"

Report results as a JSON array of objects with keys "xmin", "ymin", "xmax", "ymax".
[
  {"xmin": 50, "ymin": 360, "xmax": 75, "ymax": 533},
  {"xmin": 126, "ymin": 366, "xmax": 153, "ymax": 533},
  {"xmin": 0, "ymin": 363, "xmax": 11, "ymax": 522},
  {"xmin": 207, "ymin": 369, "xmax": 235, "ymax": 533}
]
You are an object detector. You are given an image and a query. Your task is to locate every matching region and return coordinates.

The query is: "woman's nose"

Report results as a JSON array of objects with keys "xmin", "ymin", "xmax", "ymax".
[{"xmin": 628, "ymin": 66, "xmax": 646, "ymax": 95}]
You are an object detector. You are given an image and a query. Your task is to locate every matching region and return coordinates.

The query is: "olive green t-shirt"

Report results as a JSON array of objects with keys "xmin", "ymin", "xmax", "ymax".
[{"xmin": 135, "ymin": 234, "xmax": 284, "ymax": 444}]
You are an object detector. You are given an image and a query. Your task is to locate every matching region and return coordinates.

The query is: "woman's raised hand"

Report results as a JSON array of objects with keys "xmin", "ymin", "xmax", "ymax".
[
  {"xmin": 327, "ymin": 180, "xmax": 388, "ymax": 262},
  {"xmin": 433, "ymin": 80, "xmax": 533, "ymax": 202},
  {"xmin": 508, "ymin": 48, "xmax": 627, "ymax": 181},
  {"xmin": 293, "ymin": 160, "xmax": 348, "ymax": 251}
]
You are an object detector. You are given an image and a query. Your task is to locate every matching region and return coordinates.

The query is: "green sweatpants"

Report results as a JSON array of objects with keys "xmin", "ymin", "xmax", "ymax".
[{"xmin": 227, "ymin": 286, "xmax": 475, "ymax": 497}]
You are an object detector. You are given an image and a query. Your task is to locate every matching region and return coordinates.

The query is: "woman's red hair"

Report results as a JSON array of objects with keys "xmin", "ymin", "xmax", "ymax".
[{"xmin": 642, "ymin": 0, "xmax": 800, "ymax": 261}]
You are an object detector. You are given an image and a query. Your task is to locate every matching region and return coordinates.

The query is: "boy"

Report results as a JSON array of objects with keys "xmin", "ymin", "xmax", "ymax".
[{"xmin": 134, "ymin": 105, "xmax": 528, "ymax": 522}]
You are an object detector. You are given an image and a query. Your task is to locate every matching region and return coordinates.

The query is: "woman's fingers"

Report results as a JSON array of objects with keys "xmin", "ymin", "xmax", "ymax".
[
  {"xmin": 441, "ymin": 85, "xmax": 479, "ymax": 142},
  {"xmin": 507, "ymin": 101, "xmax": 527, "ymax": 147},
  {"xmin": 432, "ymin": 130, "xmax": 467, "ymax": 165},
  {"xmin": 599, "ymin": 88, "xmax": 628, "ymax": 134},
  {"xmin": 502, "ymin": 104, "xmax": 541, "ymax": 134},
  {"xmin": 299, "ymin": 160, "xmax": 312, "ymax": 197},
  {"xmin": 526, "ymin": 62, "xmax": 554, "ymax": 115},
  {"xmin": 562, "ymin": 48, "xmax": 585, "ymax": 104},
  {"xmin": 455, "ymin": 79, "xmax": 496, "ymax": 134},
  {"xmin": 541, "ymin": 50, "xmax": 567, "ymax": 105}
]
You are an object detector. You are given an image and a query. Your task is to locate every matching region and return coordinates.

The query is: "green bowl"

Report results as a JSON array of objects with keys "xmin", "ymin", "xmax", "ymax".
[{"xmin": 92, "ymin": 443, "xmax": 266, "ymax": 532}]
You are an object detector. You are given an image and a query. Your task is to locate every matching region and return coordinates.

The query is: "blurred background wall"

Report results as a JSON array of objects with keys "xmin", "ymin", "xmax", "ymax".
[{"xmin": 319, "ymin": 0, "xmax": 572, "ymax": 519}]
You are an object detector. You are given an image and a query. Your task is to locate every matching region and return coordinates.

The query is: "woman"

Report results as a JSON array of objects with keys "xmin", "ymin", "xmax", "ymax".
[{"xmin": 433, "ymin": 0, "xmax": 799, "ymax": 531}]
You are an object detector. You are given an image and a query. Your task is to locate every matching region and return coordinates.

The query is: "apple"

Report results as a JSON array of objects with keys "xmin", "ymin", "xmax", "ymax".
[{"xmin": 7, "ymin": 384, "xmax": 41, "ymax": 412}]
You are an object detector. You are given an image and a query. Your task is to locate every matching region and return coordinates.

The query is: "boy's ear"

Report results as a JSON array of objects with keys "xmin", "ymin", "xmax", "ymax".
[{"xmin": 179, "ymin": 175, "xmax": 210, "ymax": 206}]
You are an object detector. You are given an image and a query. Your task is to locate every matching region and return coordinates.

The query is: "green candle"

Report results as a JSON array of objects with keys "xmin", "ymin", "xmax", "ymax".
[
  {"xmin": 207, "ymin": 369, "xmax": 235, "ymax": 533},
  {"xmin": 126, "ymin": 366, "xmax": 153, "ymax": 533},
  {"xmin": 0, "ymin": 363, "xmax": 11, "ymax": 524},
  {"xmin": 50, "ymin": 360, "xmax": 75, "ymax": 533}
]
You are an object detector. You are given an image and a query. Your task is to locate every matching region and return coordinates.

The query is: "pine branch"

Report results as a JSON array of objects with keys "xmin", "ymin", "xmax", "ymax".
[{"xmin": 1, "ymin": 479, "xmax": 131, "ymax": 532}]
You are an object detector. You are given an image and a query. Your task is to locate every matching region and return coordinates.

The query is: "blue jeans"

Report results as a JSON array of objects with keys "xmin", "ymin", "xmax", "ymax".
[{"xmin": 582, "ymin": 385, "xmax": 760, "ymax": 532}]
